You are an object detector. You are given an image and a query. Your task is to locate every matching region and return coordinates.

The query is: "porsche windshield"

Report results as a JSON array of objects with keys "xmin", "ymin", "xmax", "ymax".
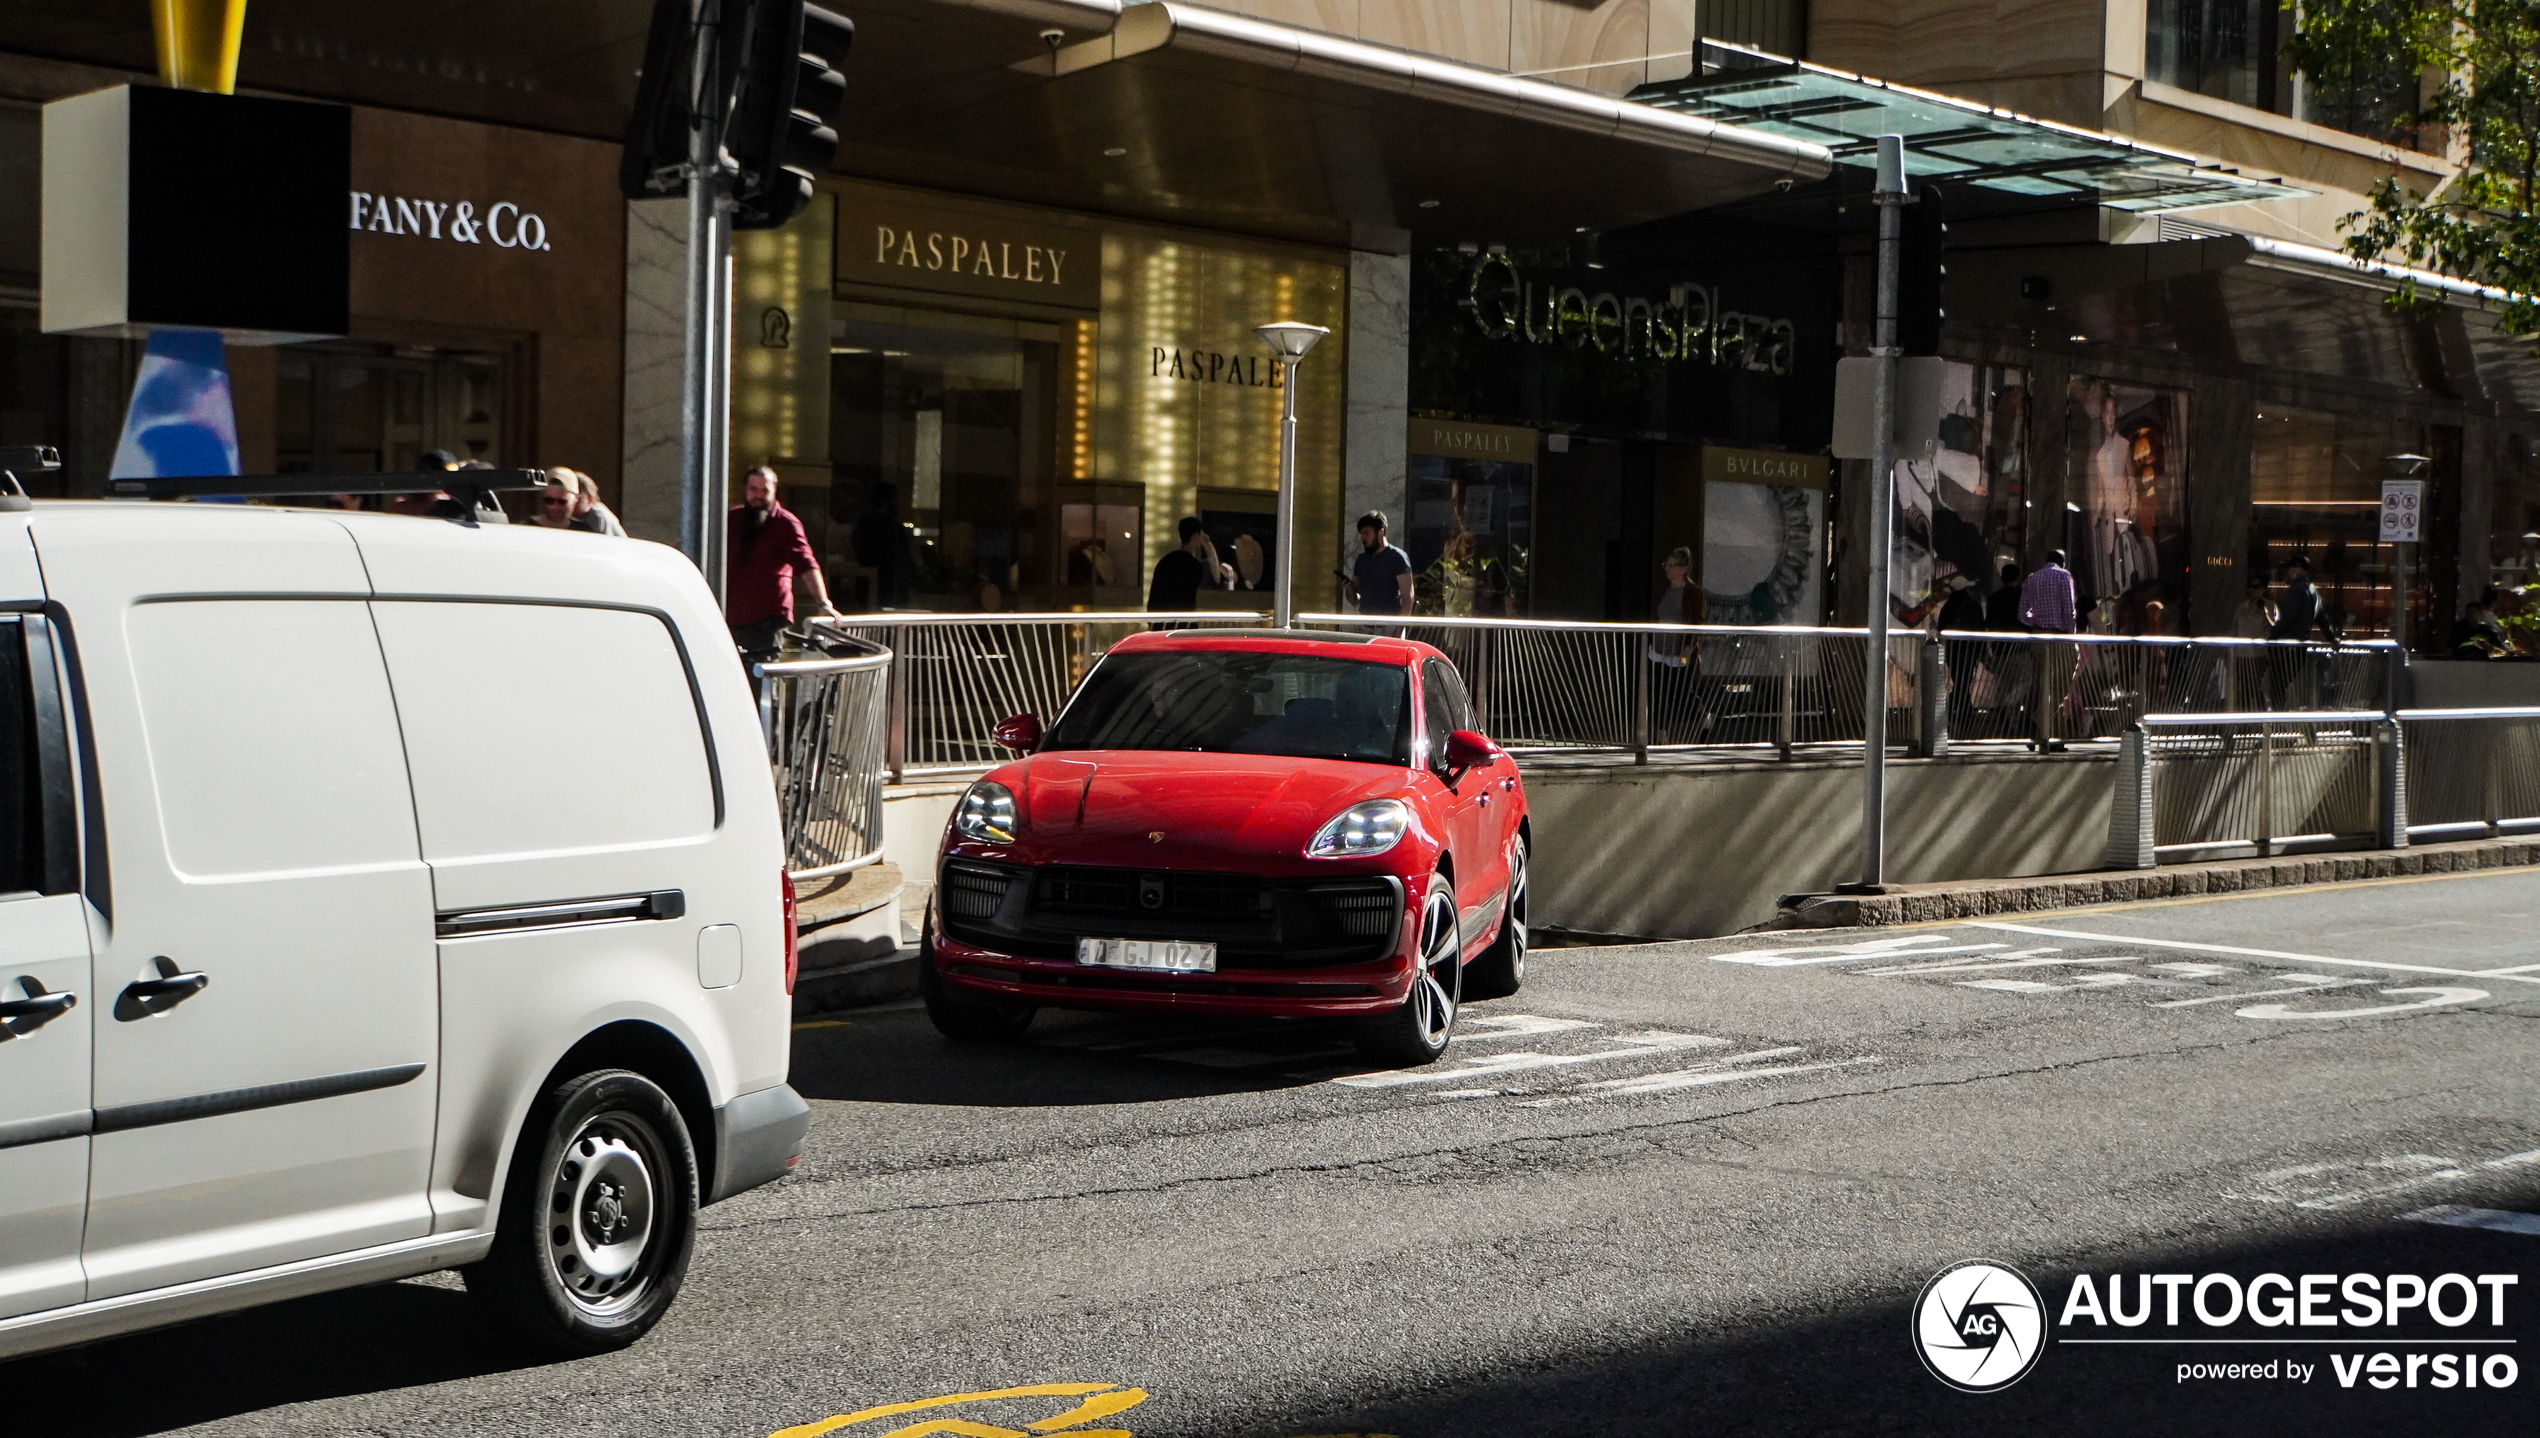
[{"xmin": 1044, "ymin": 650, "xmax": 1413, "ymax": 765}]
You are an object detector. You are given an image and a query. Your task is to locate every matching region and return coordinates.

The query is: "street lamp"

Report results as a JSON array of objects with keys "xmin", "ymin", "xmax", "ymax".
[
  {"xmin": 1254, "ymin": 321, "xmax": 1329, "ymax": 630},
  {"xmin": 2384, "ymin": 451, "xmax": 2430, "ymax": 654}
]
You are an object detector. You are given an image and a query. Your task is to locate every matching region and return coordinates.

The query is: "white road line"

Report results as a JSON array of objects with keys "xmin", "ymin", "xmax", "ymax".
[
  {"xmin": 2403, "ymin": 1205, "xmax": 2540, "ymax": 1236},
  {"xmin": 1330, "ymin": 1030, "xmax": 1728, "ymax": 1089},
  {"xmin": 2229, "ymin": 1149, "xmax": 2540, "ymax": 1210},
  {"xmin": 1712, "ymin": 935, "xmax": 2011, "ymax": 967},
  {"xmin": 2236, "ymin": 986, "xmax": 2488, "ymax": 1020},
  {"xmin": 2485, "ymin": 961, "xmax": 2540, "ymax": 974},
  {"xmin": 1959, "ymin": 972, "xmax": 2157, "ymax": 994},
  {"xmin": 1965, "ymin": 921, "xmax": 2540, "ymax": 986},
  {"xmin": 1456, "ymin": 1014, "xmax": 1599, "ymax": 1041},
  {"xmin": 2148, "ymin": 975, "xmax": 2371, "ymax": 1008},
  {"xmin": 1864, "ymin": 953, "xmax": 2131, "ymax": 977},
  {"xmin": 1522, "ymin": 1054, "xmax": 1880, "ymax": 1105}
]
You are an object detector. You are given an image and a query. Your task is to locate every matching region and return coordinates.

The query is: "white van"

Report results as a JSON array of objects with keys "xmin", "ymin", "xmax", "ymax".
[{"xmin": 0, "ymin": 500, "xmax": 805, "ymax": 1357}]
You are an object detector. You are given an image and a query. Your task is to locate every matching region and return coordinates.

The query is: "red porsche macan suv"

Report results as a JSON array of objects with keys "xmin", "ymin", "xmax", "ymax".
[{"xmin": 921, "ymin": 628, "xmax": 1530, "ymax": 1065}]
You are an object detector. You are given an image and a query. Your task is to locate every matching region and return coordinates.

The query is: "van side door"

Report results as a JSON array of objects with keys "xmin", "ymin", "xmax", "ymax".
[
  {"xmin": 34, "ymin": 512, "xmax": 440, "ymax": 1299},
  {"xmin": 0, "ymin": 614, "xmax": 93, "ymax": 1319}
]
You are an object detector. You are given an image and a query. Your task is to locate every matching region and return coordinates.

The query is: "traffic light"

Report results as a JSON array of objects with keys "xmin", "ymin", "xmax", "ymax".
[
  {"xmin": 1898, "ymin": 183, "xmax": 1946, "ymax": 356},
  {"xmin": 620, "ymin": 0, "xmax": 706, "ymax": 201},
  {"xmin": 729, "ymin": 0, "xmax": 853, "ymax": 231}
]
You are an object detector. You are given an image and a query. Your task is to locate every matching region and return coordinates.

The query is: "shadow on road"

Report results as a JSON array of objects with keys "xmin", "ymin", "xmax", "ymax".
[
  {"xmin": 787, "ymin": 1001, "xmax": 1376, "ymax": 1107},
  {"xmin": 8, "ymin": 1277, "xmax": 558, "ymax": 1438},
  {"xmin": 1252, "ymin": 1210, "xmax": 2538, "ymax": 1438}
]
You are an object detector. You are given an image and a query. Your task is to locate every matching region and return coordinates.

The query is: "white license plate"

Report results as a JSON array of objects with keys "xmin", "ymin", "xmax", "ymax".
[{"xmin": 1076, "ymin": 937, "xmax": 1218, "ymax": 972}]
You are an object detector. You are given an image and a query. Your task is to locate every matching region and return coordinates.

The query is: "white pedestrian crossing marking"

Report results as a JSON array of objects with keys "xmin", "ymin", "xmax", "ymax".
[{"xmin": 1330, "ymin": 1029, "xmax": 1728, "ymax": 1089}]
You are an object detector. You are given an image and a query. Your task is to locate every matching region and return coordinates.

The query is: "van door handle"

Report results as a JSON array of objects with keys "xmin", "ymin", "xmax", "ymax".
[
  {"xmin": 0, "ymin": 979, "xmax": 77, "ymax": 1032},
  {"xmin": 115, "ymin": 958, "xmax": 209, "ymax": 1021}
]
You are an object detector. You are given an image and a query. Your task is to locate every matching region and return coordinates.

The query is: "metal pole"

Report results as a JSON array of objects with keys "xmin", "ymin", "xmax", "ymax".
[
  {"xmin": 1273, "ymin": 357, "xmax": 1300, "ymax": 629},
  {"xmin": 1857, "ymin": 134, "xmax": 1907, "ymax": 890},
  {"xmin": 679, "ymin": 0, "xmax": 734, "ymax": 600},
  {"xmin": 2390, "ymin": 540, "xmax": 2411, "ymax": 656}
]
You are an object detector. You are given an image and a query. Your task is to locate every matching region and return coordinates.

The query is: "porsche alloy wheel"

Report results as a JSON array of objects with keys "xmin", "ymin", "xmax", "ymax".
[
  {"xmin": 1465, "ymin": 837, "xmax": 1528, "ymax": 1000},
  {"xmin": 1355, "ymin": 876, "xmax": 1461, "ymax": 1066}
]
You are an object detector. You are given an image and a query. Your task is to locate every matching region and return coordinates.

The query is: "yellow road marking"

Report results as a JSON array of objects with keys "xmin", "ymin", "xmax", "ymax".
[
  {"xmin": 793, "ymin": 1019, "xmax": 851, "ymax": 1030},
  {"xmin": 770, "ymin": 1384, "xmax": 1143, "ymax": 1438}
]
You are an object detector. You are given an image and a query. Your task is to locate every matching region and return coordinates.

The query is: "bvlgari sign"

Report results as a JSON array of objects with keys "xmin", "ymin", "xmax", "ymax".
[{"xmin": 835, "ymin": 182, "xmax": 1100, "ymax": 310}]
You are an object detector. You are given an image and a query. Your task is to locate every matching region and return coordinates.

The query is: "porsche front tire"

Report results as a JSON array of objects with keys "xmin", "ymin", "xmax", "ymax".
[
  {"xmin": 1355, "ymin": 876, "xmax": 1461, "ymax": 1066},
  {"xmin": 920, "ymin": 933, "xmax": 1037, "ymax": 1044}
]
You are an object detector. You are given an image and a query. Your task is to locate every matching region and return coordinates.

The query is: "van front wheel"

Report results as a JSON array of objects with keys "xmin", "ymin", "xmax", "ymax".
[{"xmin": 466, "ymin": 1068, "xmax": 698, "ymax": 1354}]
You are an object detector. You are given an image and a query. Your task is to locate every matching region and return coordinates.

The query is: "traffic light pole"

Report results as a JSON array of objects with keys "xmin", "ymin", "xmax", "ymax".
[
  {"xmin": 1856, "ymin": 135, "xmax": 1908, "ymax": 892},
  {"xmin": 680, "ymin": 0, "xmax": 737, "ymax": 603}
]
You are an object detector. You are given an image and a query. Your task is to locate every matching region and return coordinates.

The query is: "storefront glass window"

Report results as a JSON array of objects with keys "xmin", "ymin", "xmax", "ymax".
[
  {"xmin": 2250, "ymin": 403, "xmax": 2413, "ymax": 637},
  {"xmin": 2067, "ymin": 377, "xmax": 2190, "ymax": 631},
  {"xmin": 828, "ymin": 303, "xmax": 1086, "ymax": 611},
  {"xmin": 0, "ymin": 307, "xmax": 67, "ymax": 471},
  {"xmin": 2492, "ymin": 432, "xmax": 2540, "ymax": 596},
  {"xmin": 1408, "ymin": 453, "xmax": 1534, "ymax": 617},
  {"xmin": 1891, "ymin": 361, "xmax": 2029, "ymax": 622},
  {"xmin": 271, "ymin": 344, "xmax": 502, "ymax": 474}
]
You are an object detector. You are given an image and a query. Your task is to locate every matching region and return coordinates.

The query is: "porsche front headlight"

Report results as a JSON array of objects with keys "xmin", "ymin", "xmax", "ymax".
[
  {"xmin": 953, "ymin": 779, "xmax": 1018, "ymax": 843},
  {"xmin": 1305, "ymin": 799, "xmax": 1410, "ymax": 859}
]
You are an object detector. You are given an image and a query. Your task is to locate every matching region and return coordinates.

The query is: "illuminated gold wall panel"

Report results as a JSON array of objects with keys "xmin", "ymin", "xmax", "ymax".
[{"xmin": 1094, "ymin": 229, "xmax": 1347, "ymax": 611}]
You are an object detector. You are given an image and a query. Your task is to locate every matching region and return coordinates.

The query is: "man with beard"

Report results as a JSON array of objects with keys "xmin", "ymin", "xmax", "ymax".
[{"xmin": 727, "ymin": 465, "xmax": 838, "ymax": 663}]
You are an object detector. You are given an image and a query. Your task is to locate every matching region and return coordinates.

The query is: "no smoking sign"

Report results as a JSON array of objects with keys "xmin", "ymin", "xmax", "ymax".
[{"xmin": 2380, "ymin": 479, "xmax": 2425, "ymax": 543}]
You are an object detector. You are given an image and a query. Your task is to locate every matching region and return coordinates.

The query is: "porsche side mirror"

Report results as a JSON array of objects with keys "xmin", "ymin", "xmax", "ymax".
[
  {"xmin": 992, "ymin": 713, "xmax": 1042, "ymax": 752},
  {"xmin": 1444, "ymin": 729, "xmax": 1497, "ymax": 772}
]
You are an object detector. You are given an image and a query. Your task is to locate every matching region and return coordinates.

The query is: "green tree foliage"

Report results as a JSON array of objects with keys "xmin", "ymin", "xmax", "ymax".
[{"xmin": 2287, "ymin": 0, "xmax": 2540, "ymax": 337}]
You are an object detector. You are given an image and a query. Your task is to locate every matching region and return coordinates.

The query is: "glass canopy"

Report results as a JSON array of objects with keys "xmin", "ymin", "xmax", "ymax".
[{"xmin": 1631, "ymin": 45, "xmax": 2312, "ymax": 213}]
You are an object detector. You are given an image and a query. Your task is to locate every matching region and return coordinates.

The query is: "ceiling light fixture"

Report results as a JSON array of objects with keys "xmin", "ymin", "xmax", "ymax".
[
  {"xmin": 1418, "ymin": 199, "xmax": 1440, "ymax": 209},
  {"xmin": 1102, "ymin": 146, "xmax": 1127, "ymax": 157}
]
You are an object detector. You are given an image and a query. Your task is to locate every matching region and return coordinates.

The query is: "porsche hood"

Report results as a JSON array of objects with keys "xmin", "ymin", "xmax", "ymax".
[{"xmin": 998, "ymin": 750, "xmax": 1415, "ymax": 866}]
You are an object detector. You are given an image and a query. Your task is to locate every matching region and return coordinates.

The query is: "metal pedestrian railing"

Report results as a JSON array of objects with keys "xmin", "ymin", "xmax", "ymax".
[
  {"xmin": 799, "ymin": 609, "xmax": 2398, "ymax": 781},
  {"xmin": 2105, "ymin": 712, "xmax": 2398, "ymax": 867},
  {"xmin": 2104, "ymin": 704, "xmax": 2540, "ymax": 867},
  {"xmin": 756, "ymin": 635, "xmax": 893, "ymax": 880},
  {"xmin": 814, "ymin": 612, "xmax": 1266, "ymax": 779},
  {"xmin": 2398, "ymin": 707, "xmax": 2540, "ymax": 842}
]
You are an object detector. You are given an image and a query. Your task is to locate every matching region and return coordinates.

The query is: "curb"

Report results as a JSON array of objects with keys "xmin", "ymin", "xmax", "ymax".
[{"xmin": 1779, "ymin": 836, "xmax": 2540, "ymax": 929}]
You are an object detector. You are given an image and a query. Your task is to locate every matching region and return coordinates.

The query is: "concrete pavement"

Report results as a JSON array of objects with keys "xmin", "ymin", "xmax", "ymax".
[{"xmin": 16, "ymin": 869, "xmax": 2537, "ymax": 1437}]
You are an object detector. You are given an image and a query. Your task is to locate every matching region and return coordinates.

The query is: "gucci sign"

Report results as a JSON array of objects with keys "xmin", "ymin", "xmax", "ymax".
[{"xmin": 347, "ymin": 192, "xmax": 554, "ymax": 252}]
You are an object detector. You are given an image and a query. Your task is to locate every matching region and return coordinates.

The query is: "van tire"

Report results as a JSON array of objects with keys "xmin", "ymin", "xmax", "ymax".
[
  {"xmin": 466, "ymin": 1068, "xmax": 697, "ymax": 1354},
  {"xmin": 920, "ymin": 947, "xmax": 1037, "ymax": 1043}
]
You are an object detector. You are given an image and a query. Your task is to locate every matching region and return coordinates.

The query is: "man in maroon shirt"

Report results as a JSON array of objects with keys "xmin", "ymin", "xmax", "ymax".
[{"xmin": 727, "ymin": 466, "xmax": 838, "ymax": 661}]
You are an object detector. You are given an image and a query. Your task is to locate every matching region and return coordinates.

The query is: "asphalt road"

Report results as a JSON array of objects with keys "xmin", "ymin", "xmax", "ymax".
[{"xmin": 19, "ymin": 868, "xmax": 2540, "ymax": 1437}]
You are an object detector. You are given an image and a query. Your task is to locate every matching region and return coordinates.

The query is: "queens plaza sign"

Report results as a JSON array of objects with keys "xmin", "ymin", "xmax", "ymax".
[{"xmin": 348, "ymin": 191, "xmax": 553, "ymax": 251}]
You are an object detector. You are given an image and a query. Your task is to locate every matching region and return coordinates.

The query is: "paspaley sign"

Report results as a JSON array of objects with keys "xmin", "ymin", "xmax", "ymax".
[
  {"xmin": 834, "ymin": 185, "xmax": 1100, "ymax": 310},
  {"xmin": 349, "ymin": 192, "xmax": 554, "ymax": 251},
  {"xmin": 1461, "ymin": 252, "xmax": 1796, "ymax": 374}
]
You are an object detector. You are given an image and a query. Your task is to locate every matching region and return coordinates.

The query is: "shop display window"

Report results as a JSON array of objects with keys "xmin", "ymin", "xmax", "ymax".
[
  {"xmin": 2065, "ymin": 377, "xmax": 2189, "ymax": 632},
  {"xmin": 1407, "ymin": 455, "xmax": 1533, "ymax": 617},
  {"xmin": 1890, "ymin": 361, "xmax": 2028, "ymax": 623},
  {"xmin": 829, "ymin": 304, "xmax": 1086, "ymax": 612},
  {"xmin": 2250, "ymin": 404, "xmax": 2415, "ymax": 638},
  {"xmin": 271, "ymin": 343, "xmax": 501, "ymax": 475}
]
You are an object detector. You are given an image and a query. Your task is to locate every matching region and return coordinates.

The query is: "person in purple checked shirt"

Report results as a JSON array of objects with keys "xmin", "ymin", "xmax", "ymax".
[{"xmin": 2019, "ymin": 549, "xmax": 2078, "ymax": 752}]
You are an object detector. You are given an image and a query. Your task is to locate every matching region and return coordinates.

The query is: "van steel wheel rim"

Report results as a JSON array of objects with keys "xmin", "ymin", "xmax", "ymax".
[
  {"xmin": 547, "ymin": 1120, "xmax": 660, "ymax": 1315},
  {"xmin": 1413, "ymin": 891, "xmax": 1457, "ymax": 1046}
]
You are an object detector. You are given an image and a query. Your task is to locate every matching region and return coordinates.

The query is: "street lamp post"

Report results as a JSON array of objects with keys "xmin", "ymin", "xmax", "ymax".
[
  {"xmin": 1254, "ymin": 321, "xmax": 1330, "ymax": 630},
  {"xmin": 1856, "ymin": 134, "xmax": 1909, "ymax": 892}
]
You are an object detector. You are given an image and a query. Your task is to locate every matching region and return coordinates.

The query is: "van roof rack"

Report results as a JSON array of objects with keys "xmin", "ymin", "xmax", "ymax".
[
  {"xmin": 0, "ymin": 446, "xmax": 61, "ymax": 513},
  {"xmin": 104, "ymin": 469, "xmax": 548, "ymax": 527}
]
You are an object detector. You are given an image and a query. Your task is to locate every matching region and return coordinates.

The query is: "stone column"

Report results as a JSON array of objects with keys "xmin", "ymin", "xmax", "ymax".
[
  {"xmin": 619, "ymin": 198, "xmax": 687, "ymax": 545},
  {"xmin": 1344, "ymin": 250, "xmax": 1410, "ymax": 582}
]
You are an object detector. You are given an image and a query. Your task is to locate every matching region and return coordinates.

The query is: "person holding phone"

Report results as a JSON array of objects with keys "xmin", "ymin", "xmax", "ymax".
[{"xmin": 1343, "ymin": 510, "xmax": 1414, "ymax": 616}]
